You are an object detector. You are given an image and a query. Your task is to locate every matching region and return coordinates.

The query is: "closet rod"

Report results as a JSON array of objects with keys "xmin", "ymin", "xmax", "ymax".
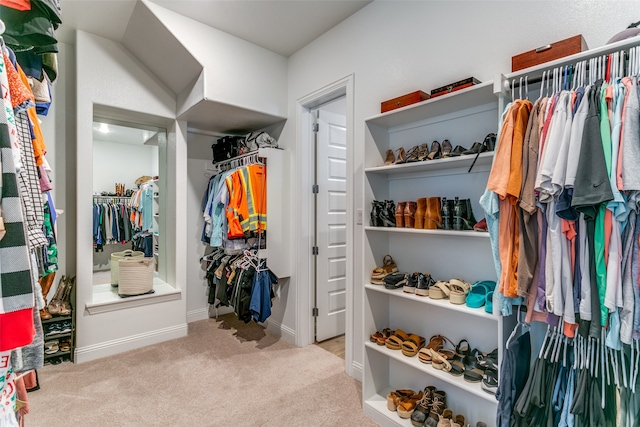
[{"xmin": 212, "ymin": 150, "xmax": 260, "ymax": 168}]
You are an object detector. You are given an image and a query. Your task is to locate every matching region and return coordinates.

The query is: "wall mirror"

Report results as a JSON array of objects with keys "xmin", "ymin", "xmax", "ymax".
[{"xmin": 91, "ymin": 117, "xmax": 167, "ymax": 293}]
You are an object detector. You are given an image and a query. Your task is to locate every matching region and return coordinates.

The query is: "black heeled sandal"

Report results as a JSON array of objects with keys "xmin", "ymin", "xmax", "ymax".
[
  {"xmin": 483, "ymin": 133, "xmax": 497, "ymax": 151},
  {"xmin": 405, "ymin": 145, "xmax": 421, "ymax": 162},
  {"xmin": 426, "ymin": 140, "xmax": 441, "ymax": 160}
]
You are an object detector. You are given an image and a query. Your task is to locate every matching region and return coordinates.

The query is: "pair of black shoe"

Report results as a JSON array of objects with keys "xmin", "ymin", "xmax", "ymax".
[
  {"xmin": 403, "ymin": 272, "xmax": 435, "ymax": 296},
  {"xmin": 441, "ymin": 197, "xmax": 477, "ymax": 231},
  {"xmin": 370, "ymin": 200, "xmax": 396, "ymax": 227}
]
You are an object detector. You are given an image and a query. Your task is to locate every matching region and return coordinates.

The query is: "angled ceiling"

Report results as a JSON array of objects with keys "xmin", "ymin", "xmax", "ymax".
[{"xmin": 58, "ymin": 0, "xmax": 371, "ymax": 57}]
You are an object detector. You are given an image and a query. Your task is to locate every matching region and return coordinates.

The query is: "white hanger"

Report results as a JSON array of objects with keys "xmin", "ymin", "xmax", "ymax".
[
  {"xmin": 620, "ymin": 345, "xmax": 628, "ymax": 388},
  {"xmin": 537, "ymin": 71, "xmax": 546, "ymax": 102},
  {"xmin": 571, "ymin": 63, "xmax": 579, "ymax": 91},
  {"xmin": 0, "ymin": 19, "xmax": 5, "ymax": 36},
  {"xmin": 511, "ymin": 79, "xmax": 516, "ymax": 103},
  {"xmin": 525, "ymin": 76, "xmax": 529, "ymax": 100},
  {"xmin": 538, "ymin": 324, "xmax": 552, "ymax": 359},
  {"xmin": 519, "ymin": 77, "xmax": 523, "ymax": 100}
]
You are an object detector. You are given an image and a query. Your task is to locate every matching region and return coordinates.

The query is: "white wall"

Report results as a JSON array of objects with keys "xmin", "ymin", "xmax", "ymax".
[
  {"xmin": 144, "ymin": 1, "xmax": 288, "ymax": 119},
  {"xmin": 285, "ymin": 1, "xmax": 640, "ymax": 373},
  {"xmin": 74, "ymin": 30, "xmax": 186, "ymax": 362},
  {"xmin": 92, "ymin": 140, "xmax": 159, "ymax": 193}
]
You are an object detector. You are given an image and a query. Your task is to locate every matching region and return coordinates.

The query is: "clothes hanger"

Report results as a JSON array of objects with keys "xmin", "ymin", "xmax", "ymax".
[
  {"xmin": 537, "ymin": 71, "xmax": 546, "ymax": 102},
  {"xmin": 518, "ymin": 77, "xmax": 523, "ymax": 100},
  {"xmin": 524, "ymin": 75, "xmax": 529, "ymax": 99},
  {"xmin": 511, "ymin": 79, "xmax": 515, "ymax": 103},
  {"xmin": 538, "ymin": 324, "xmax": 552, "ymax": 359},
  {"xmin": 571, "ymin": 63, "xmax": 578, "ymax": 91}
]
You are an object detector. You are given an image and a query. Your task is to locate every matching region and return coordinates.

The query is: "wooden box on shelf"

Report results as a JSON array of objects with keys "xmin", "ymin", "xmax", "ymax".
[
  {"xmin": 512, "ymin": 34, "xmax": 587, "ymax": 71},
  {"xmin": 381, "ymin": 90, "xmax": 430, "ymax": 113}
]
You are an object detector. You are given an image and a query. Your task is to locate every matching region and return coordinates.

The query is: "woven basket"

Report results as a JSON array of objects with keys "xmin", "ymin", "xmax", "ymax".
[
  {"xmin": 118, "ymin": 257, "xmax": 154, "ymax": 296},
  {"xmin": 110, "ymin": 249, "xmax": 144, "ymax": 285}
]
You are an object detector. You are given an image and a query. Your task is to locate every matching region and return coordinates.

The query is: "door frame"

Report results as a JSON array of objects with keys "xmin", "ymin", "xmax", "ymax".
[{"xmin": 295, "ymin": 74, "xmax": 356, "ymax": 378}]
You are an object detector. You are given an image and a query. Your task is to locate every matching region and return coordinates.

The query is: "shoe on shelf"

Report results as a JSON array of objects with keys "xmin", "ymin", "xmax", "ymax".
[
  {"xmin": 481, "ymin": 367, "xmax": 498, "ymax": 394},
  {"xmin": 370, "ymin": 200, "xmax": 384, "ymax": 227},
  {"xmin": 387, "ymin": 389, "xmax": 414, "ymax": 412},
  {"xmin": 404, "ymin": 272, "xmax": 420, "ymax": 294},
  {"xmin": 395, "ymin": 202, "xmax": 407, "ymax": 228},
  {"xmin": 59, "ymin": 338, "xmax": 71, "ymax": 353},
  {"xmin": 424, "ymin": 197, "xmax": 442, "ymax": 230},
  {"xmin": 426, "ymin": 141, "xmax": 442, "ymax": 160},
  {"xmin": 401, "ymin": 334, "xmax": 426, "ymax": 357},
  {"xmin": 441, "ymin": 139, "xmax": 453, "ymax": 158},
  {"xmin": 384, "ymin": 272, "xmax": 408, "ymax": 290},
  {"xmin": 449, "ymin": 145, "xmax": 467, "ymax": 157},
  {"xmin": 395, "ymin": 147, "xmax": 407, "ymax": 164},
  {"xmin": 405, "ymin": 145, "xmax": 422, "ymax": 163},
  {"xmin": 473, "ymin": 218, "xmax": 488, "ymax": 232},
  {"xmin": 448, "ymin": 278, "xmax": 471, "ymax": 305},
  {"xmin": 427, "ymin": 280, "xmax": 450, "ymax": 300},
  {"xmin": 410, "ymin": 386, "xmax": 435, "ymax": 427},
  {"xmin": 453, "ymin": 415, "xmax": 466, "ymax": 427},
  {"xmin": 415, "ymin": 198, "xmax": 427, "ymax": 229},
  {"xmin": 370, "ymin": 328, "xmax": 392, "ymax": 346},
  {"xmin": 382, "ymin": 200, "xmax": 397, "ymax": 227},
  {"xmin": 44, "ymin": 340, "xmax": 59, "ymax": 355},
  {"xmin": 461, "ymin": 142, "xmax": 487, "ymax": 155},
  {"xmin": 415, "ymin": 273, "xmax": 435, "ymax": 297},
  {"xmin": 47, "ymin": 276, "xmax": 67, "ymax": 316},
  {"xmin": 45, "ymin": 323, "xmax": 62, "ymax": 336},
  {"xmin": 483, "ymin": 133, "xmax": 497, "ymax": 151},
  {"xmin": 386, "ymin": 329, "xmax": 410, "ymax": 351},
  {"xmin": 404, "ymin": 201, "xmax": 417, "ymax": 228},
  {"xmin": 371, "ymin": 255, "xmax": 399, "ymax": 280},
  {"xmin": 425, "ymin": 390, "xmax": 447, "ymax": 427},
  {"xmin": 60, "ymin": 320, "xmax": 73, "ymax": 334},
  {"xmin": 384, "ymin": 149, "xmax": 395, "ymax": 165},
  {"xmin": 397, "ymin": 390, "xmax": 424, "ymax": 419}
]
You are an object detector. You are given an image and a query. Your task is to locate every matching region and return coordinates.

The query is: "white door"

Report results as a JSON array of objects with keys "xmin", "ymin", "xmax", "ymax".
[{"xmin": 315, "ymin": 109, "xmax": 347, "ymax": 342}]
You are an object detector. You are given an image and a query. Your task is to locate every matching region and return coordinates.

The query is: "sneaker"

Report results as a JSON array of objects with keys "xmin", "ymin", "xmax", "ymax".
[
  {"xmin": 410, "ymin": 386, "xmax": 435, "ymax": 426},
  {"xmin": 60, "ymin": 320, "xmax": 73, "ymax": 334},
  {"xmin": 45, "ymin": 323, "xmax": 62, "ymax": 336},
  {"xmin": 384, "ymin": 272, "xmax": 408, "ymax": 290},
  {"xmin": 425, "ymin": 391, "xmax": 447, "ymax": 427},
  {"xmin": 404, "ymin": 272, "xmax": 420, "ymax": 294},
  {"xmin": 415, "ymin": 273, "xmax": 435, "ymax": 297}
]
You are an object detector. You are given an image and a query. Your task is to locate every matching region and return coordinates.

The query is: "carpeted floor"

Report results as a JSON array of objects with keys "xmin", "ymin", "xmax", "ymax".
[{"xmin": 27, "ymin": 315, "xmax": 377, "ymax": 426}]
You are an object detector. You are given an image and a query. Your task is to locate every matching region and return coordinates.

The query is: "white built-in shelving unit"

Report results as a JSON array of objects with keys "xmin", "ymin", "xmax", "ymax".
[{"xmin": 363, "ymin": 81, "xmax": 511, "ymax": 426}]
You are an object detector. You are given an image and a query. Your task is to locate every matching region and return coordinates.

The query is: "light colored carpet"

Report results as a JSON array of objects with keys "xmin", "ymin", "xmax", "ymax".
[{"xmin": 27, "ymin": 315, "xmax": 378, "ymax": 427}]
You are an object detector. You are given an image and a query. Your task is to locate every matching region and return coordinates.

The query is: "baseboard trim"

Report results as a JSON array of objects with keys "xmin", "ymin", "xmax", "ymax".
[
  {"xmin": 265, "ymin": 319, "xmax": 296, "ymax": 344},
  {"xmin": 75, "ymin": 323, "xmax": 188, "ymax": 363},
  {"xmin": 186, "ymin": 308, "xmax": 208, "ymax": 323},
  {"xmin": 351, "ymin": 361, "xmax": 363, "ymax": 382}
]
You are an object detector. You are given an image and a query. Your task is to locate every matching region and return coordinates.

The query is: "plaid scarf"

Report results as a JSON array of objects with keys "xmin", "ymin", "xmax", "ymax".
[{"xmin": 0, "ymin": 120, "xmax": 35, "ymax": 313}]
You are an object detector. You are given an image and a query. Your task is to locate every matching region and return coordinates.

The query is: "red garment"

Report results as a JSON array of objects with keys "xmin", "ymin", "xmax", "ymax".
[
  {"xmin": 3, "ymin": 52, "xmax": 34, "ymax": 111},
  {"xmin": 0, "ymin": 0, "xmax": 30, "ymax": 10},
  {"xmin": 0, "ymin": 309, "xmax": 34, "ymax": 352}
]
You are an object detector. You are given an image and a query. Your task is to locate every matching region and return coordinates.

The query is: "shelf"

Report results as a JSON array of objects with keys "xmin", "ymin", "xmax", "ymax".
[
  {"xmin": 41, "ymin": 315, "xmax": 73, "ymax": 323},
  {"xmin": 365, "ymin": 81, "xmax": 496, "ymax": 129},
  {"xmin": 365, "ymin": 152, "xmax": 494, "ymax": 175},
  {"xmin": 44, "ymin": 350, "xmax": 72, "ymax": 359},
  {"xmin": 86, "ymin": 278, "xmax": 182, "ymax": 315},
  {"xmin": 364, "ymin": 226, "xmax": 490, "ymax": 239},
  {"xmin": 363, "ymin": 392, "xmax": 409, "ymax": 427},
  {"xmin": 365, "ymin": 284, "xmax": 497, "ymax": 321},
  {"xmin": 44, "ymin": 332, "xmax": 73, "ymax": 340},
  {"xmin": 365, "ymin": 342, "xmax": 498, "ymax": 403}
]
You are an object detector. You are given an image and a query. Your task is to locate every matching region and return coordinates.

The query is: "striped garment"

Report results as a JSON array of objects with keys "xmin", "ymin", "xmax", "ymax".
[{"xmin": 0, "ymin": 118, "xmax": 34, "ymax": 313}]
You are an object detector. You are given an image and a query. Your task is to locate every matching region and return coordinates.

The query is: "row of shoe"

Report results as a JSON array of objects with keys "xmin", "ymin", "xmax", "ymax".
[
  {"xmin": 395, "ymin": 197, "xmax": 481, "ymax": 231},
  {"xmin": 44, "ymin": 337, "xmax": 71, "ymax": 355},
  {"xmin": 370, "ymin": 329, "xmax": 498, "ymax": 394},
  {"xmin": 46, "ymin": 275, "xmax": 75, "ymax": 317},
  {"xmin": 382, "ymin": 133, "xmax": 497, "ymax": 166},
  {"xmin": 370, "ymin": 198, "xmax": 487, "ymax": 232},
  {"xmin": 44, "ymin": 320, "xmax": 73, "ymax": 338},
  {"xmin": 387, "ymin": 385, "xmax": 488, "ymax": 427}
]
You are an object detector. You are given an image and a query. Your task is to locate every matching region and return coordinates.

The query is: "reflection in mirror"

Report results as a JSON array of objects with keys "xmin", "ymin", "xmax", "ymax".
[{"xmin": 91, "ymin": 118, "xmax": 165, "ymax": 291}]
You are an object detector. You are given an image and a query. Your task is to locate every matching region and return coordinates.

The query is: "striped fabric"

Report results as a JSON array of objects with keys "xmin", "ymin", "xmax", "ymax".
[
  {"xmin": 15, "ymin": 112, "xmax": 47, "ymax": 248},
  {"xmin": 0, "ymin": 120, "xmax": 35, "ymax": 313}
]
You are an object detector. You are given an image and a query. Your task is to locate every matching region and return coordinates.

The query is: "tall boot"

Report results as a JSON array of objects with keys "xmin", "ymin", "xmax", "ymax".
[
  {"xmin": 415, "ymin": 198, "xmax": 427, "ymax": 229},
  {"xmin": 382, "ymin": 200, "xmax": 397, "ymax": 227},
  {"xmin": 39, "ymin": 272, "xmax": 56, "ymax": 320},
  {"xmin": 463, "ymin": 199, "xmax": 477, "ymax": 230},
  {"xmin": 424, "ymin": 197, "xmax": 442, "ymax": 230},
  {"xmin": 404, "ymin": 201, "xmax": 417, "ymax": 228},
  {"xmin": 395, "ymin": 202, "xmax": 406, "ymax": 228},
  {"xmin": 60, "ymin": 276, "xmax": 75, "ymax": 316},
  {"xmin": 370, "ymin": 201, "xmax": 383, "ymax": 227}
]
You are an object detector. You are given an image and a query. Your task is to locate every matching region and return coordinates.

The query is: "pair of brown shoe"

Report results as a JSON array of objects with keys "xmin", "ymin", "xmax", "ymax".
[
  {"xmin": 48, "ymin": 276, "xmax": 75, "ymax": 316},
  {"xmin": 395, "ymin": 198, "xmax": 441, "ymax": 229}
]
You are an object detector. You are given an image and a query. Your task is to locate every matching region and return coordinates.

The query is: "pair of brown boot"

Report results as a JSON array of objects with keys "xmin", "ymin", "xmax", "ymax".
[
  {"xmin": 47, "ymin": 275, "xmax": 75, "ymax": 317},
  {"xmin": 395, "ymin": 198, "xmax": 442, "ymax": 229}
]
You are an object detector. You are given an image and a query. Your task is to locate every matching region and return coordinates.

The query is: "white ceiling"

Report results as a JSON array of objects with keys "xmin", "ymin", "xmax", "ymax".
[
  {"xmin": 58, "ymin": 0, "xmax": 371, "ymax": 57},
  {"xmin": 92, "ymin": 121, "xmax": 159, "ymax": 146}
]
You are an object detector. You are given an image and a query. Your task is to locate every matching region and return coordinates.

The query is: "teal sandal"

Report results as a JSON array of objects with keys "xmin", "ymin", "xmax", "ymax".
[{"xmin": 465, "ymin": 281, "xmax": 496, "ymax": 309}]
